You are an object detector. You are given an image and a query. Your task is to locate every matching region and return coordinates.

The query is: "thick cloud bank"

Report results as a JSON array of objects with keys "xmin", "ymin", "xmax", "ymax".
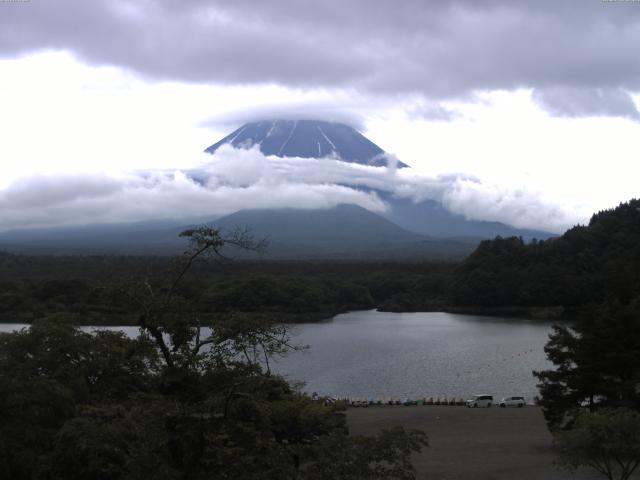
[
  {"xmin": 1, "ymin": 1, "xmax": 640, "ymax": 120},
  {"xmin": 0, "ymin": 146, "xmax": 582, "ymax": 233}
]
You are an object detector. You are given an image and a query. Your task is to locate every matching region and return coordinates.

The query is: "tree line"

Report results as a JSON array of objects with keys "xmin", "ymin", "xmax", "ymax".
[
  {"xmin": 3, "ymin": 200, "xmax": 639, "ymax": 325},
  {"xmin": 451, "ymin": 199, "xmax": 640, "ymax": 310},
  {"xmin": 0, "ymin": 227, "xmax": 427, "ymax": 479},
  {"xmin": 0, "ymin": 255, "xmax": 454, "ymax": 324}
]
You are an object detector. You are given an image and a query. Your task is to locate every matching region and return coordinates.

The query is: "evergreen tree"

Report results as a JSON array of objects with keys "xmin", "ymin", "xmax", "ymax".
[{"xmin": 534, "ymin": 300, "xmax": 640, "ymax": 429}]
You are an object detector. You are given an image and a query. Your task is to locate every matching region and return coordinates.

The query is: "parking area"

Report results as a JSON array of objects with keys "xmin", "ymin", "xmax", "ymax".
[{"xmin": 347, "ymin": 406, "xmax": 602, "ymax": 480}]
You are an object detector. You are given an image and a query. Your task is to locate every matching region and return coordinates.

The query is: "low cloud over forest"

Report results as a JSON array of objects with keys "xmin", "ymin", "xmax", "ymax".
[{"xmin": 0, "ymin": 146, "xmax": 580, "ymax": 233}]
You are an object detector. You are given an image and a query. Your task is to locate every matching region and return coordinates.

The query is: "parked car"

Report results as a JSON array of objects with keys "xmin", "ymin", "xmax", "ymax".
[
  {"xmin": 499, "ymin": 396, "xmax": 525, "ymax": 408},
  {"xmin": 466, "ymin": 394, "xmax": 493, "ymax": 408}
]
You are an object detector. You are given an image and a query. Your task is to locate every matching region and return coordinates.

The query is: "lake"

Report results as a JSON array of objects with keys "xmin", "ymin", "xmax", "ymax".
[
  {"xmin": 272, "ymin": 311, "xmax": 554, "ymax": 402},
  {"xmin": 0, "ymin": 311, "xmax": 554, "ymax": 403}
]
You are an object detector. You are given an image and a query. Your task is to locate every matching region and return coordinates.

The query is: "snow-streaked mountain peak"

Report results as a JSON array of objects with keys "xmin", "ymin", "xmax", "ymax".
[{"xmin": 205, "ymin": 119, "xmax": 409, "ymax": 168}]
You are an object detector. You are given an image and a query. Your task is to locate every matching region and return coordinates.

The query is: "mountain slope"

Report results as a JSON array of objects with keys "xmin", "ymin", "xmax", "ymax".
[
  {"xmin": 205, "ymin": 119, "xmax": 409, "ymax": 168},
  {"xmin": 0, "ymin": 120, "xmax": 554, "ymax": 256},
  {"xmin": 214, "ymin": 204, "xmax": 418, "ymax": 247},
  {"xmin": 0, "ymin": 205, "xmax": 476, "ymax": 260},
  {"xmin": 204, "ymin": 119, "xmax": 553, "ymax": 239},
  {"xmin": 382, "ymin": 196, "xmax": 555, "ymax": 239},
  {"xmin": 213, "ymin": 204, "xmax": 476, "ymax": 260},
  {"xmin": 0, "ymin": 218, "xmax": 204, "ymax": 254}
]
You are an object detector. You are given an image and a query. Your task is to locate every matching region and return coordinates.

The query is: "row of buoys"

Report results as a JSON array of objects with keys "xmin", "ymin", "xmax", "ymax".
[
  {"xmin": 457, "ymin": 348, "xmax": 538, "ymax": 376},
  {"xmin": 336, "ymin": 396, "xmax": 467, "ymax": 407}
]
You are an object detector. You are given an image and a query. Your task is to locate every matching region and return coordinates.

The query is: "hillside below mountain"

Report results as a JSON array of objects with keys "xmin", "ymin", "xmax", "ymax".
[
  {"xmin": 0, "ymin": 205, "xmax": 477, "ymax": 260},
  {"xmin": 212, "ymin": 204, "xmax": 477, "ymax": 260},
  {"xmin": 381, "ymin": 196, "xmax": 554, "ymax": 240},
  {"xmin": 0, "ymin": 218, "xmax": 206, "ymax": 255}
]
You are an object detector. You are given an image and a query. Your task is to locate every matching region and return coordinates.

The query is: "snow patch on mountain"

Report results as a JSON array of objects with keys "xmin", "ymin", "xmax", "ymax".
[{"xmin": 205, "ymin": 119, "xmax": 409, "ymax": 168}]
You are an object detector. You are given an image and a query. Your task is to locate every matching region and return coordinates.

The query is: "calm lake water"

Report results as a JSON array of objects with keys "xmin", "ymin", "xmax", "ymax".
[
  {"xmin": 273, "ymin": 311, "xmax": 553, "ymax": 402},
  {"xmin": 0, "ymin": 311, "xmax": 554, "ymax": 403}
]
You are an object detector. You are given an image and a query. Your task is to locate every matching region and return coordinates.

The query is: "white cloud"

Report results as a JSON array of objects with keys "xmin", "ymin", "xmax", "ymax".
[
  {"xmin": 532, "ymin": 87, "xmax": 640, "ymax": 121},
  {"xmin": 3, "ymin": 0, "xmax": 640, "ymax": 121},
  {"xmin": 0, "ymin": 146, "xmax": 585, "ymax": 233},
  {"xmin": 0, "ymin": 55, "xmax": 637, "ymax": 236}
]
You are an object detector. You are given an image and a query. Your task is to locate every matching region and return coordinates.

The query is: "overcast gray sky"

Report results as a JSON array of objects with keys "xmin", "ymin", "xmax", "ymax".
[{"xmin": 1, "ymin": 0, "xmax": 639, "ymax": 231}]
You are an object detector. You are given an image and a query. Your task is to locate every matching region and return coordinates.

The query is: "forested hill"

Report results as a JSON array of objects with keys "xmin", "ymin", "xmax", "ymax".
[
  {"xmin": 2, "ymin": 199, "xmax": 638, "ymax": 324},
  {"xmin": 451, "ymin": 199, "xmax": 640, "ymax": 311}
]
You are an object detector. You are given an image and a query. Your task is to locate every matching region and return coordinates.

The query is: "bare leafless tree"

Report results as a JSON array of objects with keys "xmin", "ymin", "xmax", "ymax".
[{"xmin": 125, "ymin": 225, "xmax": 300, "ymax": 372}]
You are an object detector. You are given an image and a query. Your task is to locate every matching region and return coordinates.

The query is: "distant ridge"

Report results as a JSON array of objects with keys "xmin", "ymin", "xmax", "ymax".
[
  {"xmin": 205, "ymin": 119, "xmax": 409, "ymax": 168},
  {"xmin": 211, "ymin": 204, "xmax": 477, "ymax": 260},
  {"xmin": 214, "ymin": 204, "xmax": 420, "ymax": 246},
  {"xmin": 0, "ymin": 120, "xmax": 555, "ymax": 256},
  {"xmin": 0, "ymin": 205, "xmax": 477, "ymax": 260},
  {"xmin": 380, "ymin": 196, "xmax": 555, "ymax": 240}
]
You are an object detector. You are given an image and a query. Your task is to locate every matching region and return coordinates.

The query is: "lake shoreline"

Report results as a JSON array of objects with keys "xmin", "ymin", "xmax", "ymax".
[
  {"xmin": 0, "ymin": 305, "xmax": 573, "ymax": 325},
  {"xmin": 0, "ymin": 310, "xmax": 341, "ymax": 326},
  {"xmin": 442, "ymin": 305, "xmax": 567, "ymax": 321},
  {"xmin": 2, "ymin": 311, "xmax": 554, "ymax": 402}
]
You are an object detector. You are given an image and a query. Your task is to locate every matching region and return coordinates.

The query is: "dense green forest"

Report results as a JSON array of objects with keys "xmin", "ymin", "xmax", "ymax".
[
  {"xmin": 1, "ymin": 199, "xmax": 639, "ymax": 325},
  {"xmin": 451, "ymin": 199, "xmax": 640, "ymax": 313},
  {"xmin": 0, "ymin": 255, "xmax": 454, "ymax": 324}
]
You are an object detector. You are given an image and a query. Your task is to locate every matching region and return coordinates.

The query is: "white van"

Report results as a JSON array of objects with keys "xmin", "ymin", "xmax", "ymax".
[
  {"xmin": 466, "ymin": 394, "xmax": 493, "ymax": 408},
  {"xmin": 499, "ymin": 396, "xmax": 525, "ymax": 408}
]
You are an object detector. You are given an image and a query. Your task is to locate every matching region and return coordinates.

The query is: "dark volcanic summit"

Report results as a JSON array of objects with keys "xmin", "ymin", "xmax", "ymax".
[{"xmin": 205, "ymin": 119, "xmax": 409, "ymax": 168}]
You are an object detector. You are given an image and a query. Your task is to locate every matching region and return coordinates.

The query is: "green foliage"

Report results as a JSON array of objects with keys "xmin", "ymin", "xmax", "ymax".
[
  {"xmin": 0, "ymin": 255, "xmax": 455, "ymax": 323},
  {"xmin": 451, "ymin": 199, "xmax": 640, "ymax": 309},
  {"xmin": 301, "ymin": 426, "xmax": 428, "ymax": 480},
  {"xmin": 0, "ymin": 227, "xmax": 428, "ymax": 479},
  {"xmin": 46, "ymin": 402, "xmax": 174, "ymax": 480},
  {"xmin": 534, "ymin": 301, "xmax": 640, "ymax": 429},
  {"xmin": 0, "ymin": 318, "xmax": 427, "ymax": 479},
  {"xmin": 554, "ymin": 408, "xmax": 640, "ymax": 480},
  {"xmin": 0, "ymin": 316, "xmax": 158, "ymax": 480}
]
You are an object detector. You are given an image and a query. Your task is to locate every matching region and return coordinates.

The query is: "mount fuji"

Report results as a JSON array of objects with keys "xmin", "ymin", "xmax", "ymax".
[
  {"xmin": 0, "ymin": 119, "xmax": 553, "ymax": 258},
  {"xmin": 205, "ymin": 119, "xmax": 409, "ymax": 168},
  {"xmin": 204, "ymin": 119, "xmax": 553, "ymax": 242}
]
